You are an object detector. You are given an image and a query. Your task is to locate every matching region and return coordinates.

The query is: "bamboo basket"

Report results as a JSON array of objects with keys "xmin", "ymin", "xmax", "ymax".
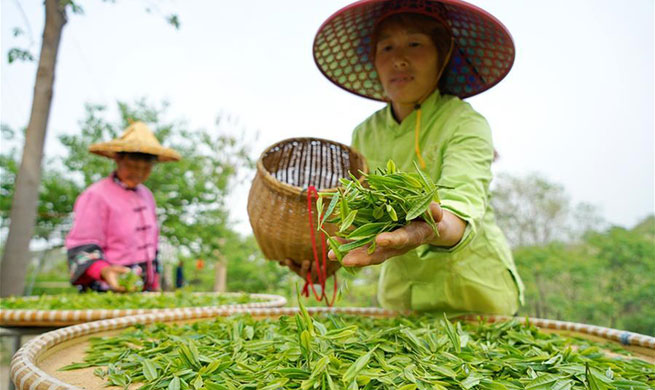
[
  {"xmin": 0, "ymin": 292, "xmax": 287, "ymax": 327},
  {"xmin": 10, "ymin": 307, "xmax": 655, "ymax": 390},
  {"xmin": 247, "ymin": 137, "xmax": 367, "ymax": 263}
]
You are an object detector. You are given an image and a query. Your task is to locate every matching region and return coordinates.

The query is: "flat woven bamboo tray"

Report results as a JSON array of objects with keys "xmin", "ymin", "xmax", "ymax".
[
  {"xmin": 0, "ymin": 292, "xmax": 287, "ymax": 326},
  {"xmin": 10, "ymin": 307, "xmax": 655, "ymax": 390}
]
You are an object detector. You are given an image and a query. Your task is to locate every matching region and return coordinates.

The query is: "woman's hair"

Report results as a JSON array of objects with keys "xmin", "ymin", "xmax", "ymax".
[
  {"xmin": 371, "ymin": 13, "xmax": 453, "ymax": 81},
  {"xmin": 116, "ymin": 152, "xmax": 158, "ymax": 162}
]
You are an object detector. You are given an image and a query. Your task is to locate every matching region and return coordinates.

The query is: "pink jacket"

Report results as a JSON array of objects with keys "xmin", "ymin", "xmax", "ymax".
[{"xmin": 66, "ymin": 176, "xmax": 159, "ymax": 279}]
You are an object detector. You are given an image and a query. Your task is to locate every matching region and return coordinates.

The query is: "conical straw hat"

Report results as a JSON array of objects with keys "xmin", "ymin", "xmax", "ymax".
[
  {"xmin": 314, "ymin": 0, "xmax": 515, "ymax": 100},
  {"xmin": 88, "ymin": 121, "xmax": 181, "ymax": 162}
]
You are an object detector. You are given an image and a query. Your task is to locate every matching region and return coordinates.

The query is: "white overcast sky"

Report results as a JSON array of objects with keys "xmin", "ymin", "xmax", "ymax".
[{"xmin": 1, "ymin": 0, "xmax": 653, "ymax": 235}]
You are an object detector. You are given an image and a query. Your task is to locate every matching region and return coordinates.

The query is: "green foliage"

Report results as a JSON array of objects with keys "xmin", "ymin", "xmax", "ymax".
[
  {"xmin": 7, "ymin": 48, "xmax": 34, "ymax": 63},
  {"xmin": 223, "ymin": 236, "xmax": 292, "ymax": 293},
  {"xmin": 6, "ymin": 1, "xmax": 180, "ymax": 66},
  {"xmin": 0, "ymin": 126, "xmax": 19, "ymax": 216},
  {"xmin": 515, "ymin": 215, "xmax": 655, "ymax": 335},
  {"xmin": 0, "ymin": 125, "xmax": 79, "ymax": 242},
  {"xmin": 491, "ymin": 172, "xmax": 604, "ymax": 247},
  {"xmin": 492, "ymin": 172, "xmax": 570, "ymax": 246},
  {"xmin": 490, "ymin": 173, "xmax": 654, "ymax": 333},
  {"xmin": 166, "ymin": 14, "xmax": 181, "ymax": 29}
]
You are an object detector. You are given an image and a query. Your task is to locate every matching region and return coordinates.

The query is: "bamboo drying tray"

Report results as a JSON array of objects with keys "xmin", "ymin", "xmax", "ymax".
[
  {"xmin": 10, "ymin": 307, "xmax": 655, "ymax": 390},
  {"xmin": 0, "ymin": 292, "xmax": 287, "ymax": 327}
]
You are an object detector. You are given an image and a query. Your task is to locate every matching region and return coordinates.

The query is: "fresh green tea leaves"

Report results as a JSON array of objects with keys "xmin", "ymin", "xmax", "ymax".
[
  {"xmin": 61, "ymin": 313, "xmax": 654, "ymax": 389},
  {"xmin": 316, "ymin": 160, "xmax": 446, "ymax": 260},
  {"xmin": 0, "ymin": 291, "xmax": 262, "ymax": 310}
]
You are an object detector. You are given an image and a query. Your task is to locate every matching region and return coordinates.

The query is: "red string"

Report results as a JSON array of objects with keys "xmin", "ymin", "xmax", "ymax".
[{"xmin": 302, "ymin": 185, "xmax": 338, "ymax": 306}]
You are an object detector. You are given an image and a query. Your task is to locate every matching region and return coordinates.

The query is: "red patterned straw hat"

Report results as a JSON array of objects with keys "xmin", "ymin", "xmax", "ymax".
[{"xmin": 313, "ymin": 0, "xmax": 515, "ymax": 101}]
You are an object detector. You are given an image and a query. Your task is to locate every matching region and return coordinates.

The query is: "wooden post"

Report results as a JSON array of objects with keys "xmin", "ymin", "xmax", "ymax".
[{"xmin": 213, "ymin": 249, "xmax": 227, "ymax": 292}]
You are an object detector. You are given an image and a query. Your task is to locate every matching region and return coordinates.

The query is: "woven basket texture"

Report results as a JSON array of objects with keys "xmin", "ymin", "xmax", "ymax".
[{"xmin": 247, "ymin": 138, "xmax": 366, "ymax": 263}]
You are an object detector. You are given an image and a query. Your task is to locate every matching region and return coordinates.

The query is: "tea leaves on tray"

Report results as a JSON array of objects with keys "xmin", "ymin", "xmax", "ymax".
[
  {"xmin": 61, "ymin": 313, "xmax": 655, "ymax": 389},
  {"xmin": 0, "ymin": 291, "xmax": 259, "ymax": 310}
]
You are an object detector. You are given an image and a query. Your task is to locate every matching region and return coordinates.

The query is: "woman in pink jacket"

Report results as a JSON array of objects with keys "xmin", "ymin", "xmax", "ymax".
[{"xmin": 65, "ymin": 122, "xmax": 180, "ymax": 292}]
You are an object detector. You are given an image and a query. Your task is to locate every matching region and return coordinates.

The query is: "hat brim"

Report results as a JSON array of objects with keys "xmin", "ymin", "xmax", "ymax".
[
  {"xmin": 89, "ymin": 141, "xmax": 181, "ymax": 162},
  {"xmin": 313, "ymin": 0, "xmax": 515, "ymax": 100}
]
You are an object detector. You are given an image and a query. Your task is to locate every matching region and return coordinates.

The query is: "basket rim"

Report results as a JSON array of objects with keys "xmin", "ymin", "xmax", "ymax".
[
  {"xmin": 256, "ymin": 137, "xmax": 368, "ymax": 198},
  {"xmin": 10, "ymin": 307, "xmax": 655, "ymax": 390}
]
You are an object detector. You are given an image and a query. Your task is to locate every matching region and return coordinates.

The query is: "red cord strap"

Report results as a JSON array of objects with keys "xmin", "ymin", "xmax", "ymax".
[{"xmin": 301, "ymin": 185, "xmax": 337, "ymax": 306}]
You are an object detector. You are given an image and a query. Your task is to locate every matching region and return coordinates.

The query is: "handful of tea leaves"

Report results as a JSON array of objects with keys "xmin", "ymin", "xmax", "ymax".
[
  {"xmin": 118, "ymin": 270, "xmax": 144, "ymax": 292},
  {"xmin": 317, "ymin": 160, "xmax": 445, "ymax": 263}
]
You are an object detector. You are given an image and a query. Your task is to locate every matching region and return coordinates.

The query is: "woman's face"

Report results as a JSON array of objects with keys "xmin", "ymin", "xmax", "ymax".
[
  {"xmin": 374, "ymin": 22, "xmax": 440, "ymax": 109},
  {"xmin": 115, "ymin": 155, "xmax": 155, "ymax": 188}
]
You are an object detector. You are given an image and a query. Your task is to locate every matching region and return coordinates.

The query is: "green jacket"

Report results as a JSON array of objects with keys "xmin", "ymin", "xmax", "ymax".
[{"xmin": 351, "ymin": 90, "xmax": 524, "ymax": 315}]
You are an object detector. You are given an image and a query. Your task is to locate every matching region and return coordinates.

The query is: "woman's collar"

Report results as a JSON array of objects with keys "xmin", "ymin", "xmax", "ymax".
[
  {"xmin": 385, "ymin": 89, "xmax": 442, "ymax": 127},
  {"xmin": 111, "ymin": 171, "xmax": 138, "ymax": 191}
]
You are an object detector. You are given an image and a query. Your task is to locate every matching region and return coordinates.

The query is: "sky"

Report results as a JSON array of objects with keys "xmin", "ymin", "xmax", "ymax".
[{"xmin": 1, "ymin": 0, "xmax": 653, "ymax": 235}]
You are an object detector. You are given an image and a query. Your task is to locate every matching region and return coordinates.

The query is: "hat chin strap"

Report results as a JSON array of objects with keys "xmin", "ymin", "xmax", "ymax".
[{"xmin": 413, "ymin": 36, "xmax": 455, "ymax": 169}]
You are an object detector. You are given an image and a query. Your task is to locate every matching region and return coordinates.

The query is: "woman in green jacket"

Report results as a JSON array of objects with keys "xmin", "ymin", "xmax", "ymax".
[{"xmin": 286, "ymin": 0, "xmax": 524, "ymax": 315}]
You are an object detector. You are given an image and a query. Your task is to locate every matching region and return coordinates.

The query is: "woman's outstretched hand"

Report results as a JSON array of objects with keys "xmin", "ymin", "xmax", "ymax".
[
  {"xmin": 100, "ymin": 265, "xmax": 131, "ymax": 292},
  {"xmin": 328, "ymin": 202, "xmax": 466, "ymax": 267}
]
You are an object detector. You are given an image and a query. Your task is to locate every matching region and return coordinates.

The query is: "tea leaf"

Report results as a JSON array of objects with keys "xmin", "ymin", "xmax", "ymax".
[
  {"xmin": 320, "ymin": 192, "xmax": 340, "ymax": 229},
  {"xmin": 405, "ymin": 189, "xmax": 436, "ymax": 220},
  {"xmin": 168, "ymin": 376, "xmax": 180, "ymax": 390},
  {"xmin": 342, "ymin": 346, "xmax": 377, "ymax": 384},
  {"xmin": 442, "ymin": 313, "xmax": 461, "ymax": 353},
  {"xmin": 386, "ymin": 159, "xmax": 396, "ymax": 174},
  {"xmin": 386, "ymin": 204, "xmax": 398, "ymax": 221},
  {"xmin": 346, "ymin": 222, "xmax": 389, "ymax": 240},
  {"xmin": 412, "ymin": 160, "xmax": 436, "ymax": 192},
  {"xmin": 340, "ymin": 210, "xmax": 358, "ymax": 232},
  {"xmin": 338, "ymin": 236, "xmax": 376, "ymax": 252},
  {"xmin": 142, "ymin": 359, "xmax": 158, "ymax": 381}
]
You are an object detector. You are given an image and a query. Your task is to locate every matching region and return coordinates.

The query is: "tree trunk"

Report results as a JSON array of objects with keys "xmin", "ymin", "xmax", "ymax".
[
  {"xmin": 0, "ymin": 0, "xmax": 67, "ymax": 297},
  {"xmin": 213, "ymin": 251, "xmax": 227, "ymax": 292}
]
